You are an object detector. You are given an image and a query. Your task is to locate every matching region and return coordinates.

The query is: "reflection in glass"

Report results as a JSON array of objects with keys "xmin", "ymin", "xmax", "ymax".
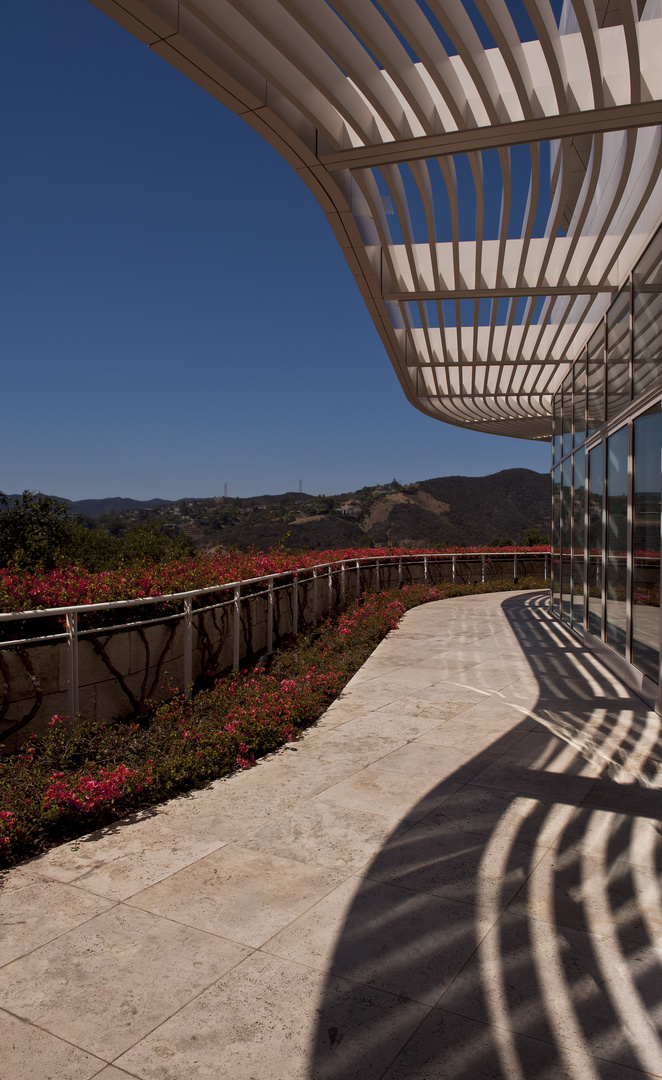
[
  {"xmin": 606, "ymin": 426, "xmax": 628, "ymax": 655},
  {"xmin": 572, "ymin": 450, "xmax": 585, "ymax": 632},
  {"xmin": 561, "ymin": 458, "xmax": 572, "ymax": 623},
  {"xmin": 573, "ymin": 360, "xmax": 586, "ymax": 448},
  {"xmin": 607, "ymin": 288, "xmax": 631, "ymax": 420},
  {"xmin": 552, "ymin": 464, "xmax": 561, "ymax": 613},
  {"xmin": 632, "ymin": 405, "xmax": 661, "ymax": 681},
  {"xmin": 588, "ymin": 444, "xmax": 603, "ymax": 637},
  {"xmin": 562, "ymin": 372, "xmax": 573, "ymax": 458},
  {"xmin": 634, "ymin": 229, "xmax": 662, "ymax": 397},
  {"xmin": 553, "ymin": 392, "xmax": 562, "ymax": 464},
  {"xmin": 587, "ymin": 329, "xmax": 605, "ymax": 438}
]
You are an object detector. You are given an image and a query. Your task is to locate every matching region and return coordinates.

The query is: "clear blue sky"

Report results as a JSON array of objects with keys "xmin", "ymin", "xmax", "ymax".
[{"xmin": 2, "ymin": 0, "xmax": 550, "ymax": 501}]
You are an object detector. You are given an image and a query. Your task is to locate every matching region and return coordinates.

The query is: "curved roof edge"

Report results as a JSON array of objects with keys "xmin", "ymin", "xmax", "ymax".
[{"xmin": 88, "ymin": 0, "xmax": 662, "ymax": 441}]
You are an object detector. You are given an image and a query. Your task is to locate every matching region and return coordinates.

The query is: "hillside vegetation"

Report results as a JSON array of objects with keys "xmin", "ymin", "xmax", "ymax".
[{"xmin": 1, "ymin": 468, "xmax": 548, "ymax": 559}]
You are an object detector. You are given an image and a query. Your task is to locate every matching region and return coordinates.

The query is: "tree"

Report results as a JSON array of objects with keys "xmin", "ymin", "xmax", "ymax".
[
  {"xmin": 523, "ymin": 527, "xmax": 550, "ymax": 546},
  {"xmin": 0, "ymin": 491, "xmax": 73, "ymax": 570}
]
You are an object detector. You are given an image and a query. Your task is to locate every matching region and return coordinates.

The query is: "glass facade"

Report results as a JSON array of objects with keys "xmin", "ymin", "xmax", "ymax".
[
  {"xmin": 587, "ymin": 443, "xmax": 604, "ymax": 638},
  {"xmin": 605, "ymin": 426, "xmax": 628, "ymax": 655},
  {"xmin": 551, "ymin": 224, "xmax": 662, "ymax": 696}
]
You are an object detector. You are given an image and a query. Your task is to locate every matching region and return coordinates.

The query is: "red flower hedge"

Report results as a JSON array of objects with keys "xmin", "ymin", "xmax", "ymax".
[{"xmin": 0, "ymin": 545, "xmax": 550, "ymax": 613}]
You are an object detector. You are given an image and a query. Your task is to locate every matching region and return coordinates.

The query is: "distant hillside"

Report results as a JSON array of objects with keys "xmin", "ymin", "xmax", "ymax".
[
  {"xmin": 369, "ymin": 469, "xmax": 550, "ymax": 546},
  {"xmin": 5, "ymin": 469, "xmax": 550, "ymax": 550},
  {"xmin": 2, "ymin": 495, "xmax": 174, "ymax": 518}
]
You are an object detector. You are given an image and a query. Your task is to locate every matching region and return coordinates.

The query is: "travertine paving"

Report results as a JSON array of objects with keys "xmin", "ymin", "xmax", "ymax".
[{"xmin": 3, "ymin": 591, "xmax": 662, "ymax": 1079}]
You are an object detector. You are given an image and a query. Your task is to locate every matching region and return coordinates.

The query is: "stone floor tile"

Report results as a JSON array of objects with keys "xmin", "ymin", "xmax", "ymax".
[
  {"xmin": 377, "ymin": 739, "xmax": 499, "ymax": 782},
  {"xmin": 333, "ymin": 703, "xmax": 463, "ymax": 743},
  {"xmin": 0, "ymin": 876, "xmax": 114, "ymax": 967},
  {"xmin": 27, "ymin": 816, "xmax": 226, "ymax": 900},
  {"xmin": 293, "ymin": 727, "xmax": 402, "ymax": 767},
  {"xmin": 412, "ymin": 682, "xmax": 499, "ymax": 704},
  {"xmin": 332, "ymin": 686, "xmax": 401, "ymax": 711},
  {"xmin": 560, "ymin": 806, "xmax": 662, "ymax": 867},
  {"xmin": 363, "ymin": 819, "xmax": 544, "ymax": 909},
  {"xmin": 0, "ymin": 905, "xmax": 250, "ymax": 1060},
  {"xmin": 234, "ymin": 799, "xmax": 405, "ymax": 871},
  {"xmin": 499, "ymin": 730, "xmax": 575, "ymax": 767},
  {"xmin": 382, "ymin": 1007, "xmax": 649, "ymax": 1080},
  {"xmin": 265, "ymin": 874, "xmax": 482, "ymax": 1005},
  {"xmin": 126, "ymin": 845, "xmax": 344, "ymax": 947},
  {"xmin": 90, "ymin": 1070, "xmax": 142, "ymax": 1080},
  {"xmin": 416, "ymin": 785, "xmax": 576, "ymax": 849},
  {"xmin": 447, "ymin": 697, "xmax": 541, "ymax": 729},
  {"xmin": 441, "ymin": 667, "xmax": 527, "ymax": 693},
  {"xmin": 508, "ymin": 844, "xmax": 662, "ymax": 945},
  {"xmin": 0, "ymin": 1009, "xmax": 107, "ymax": 1080},
  {"xmin": 313, "ymin": 763, "xmax": 462, "ymax": 821},
  {"xmin": 115, "ymin": 951, "xmax": 428, "ymax": 1080},
  {"xmin": 437, "ymin": 910, "xmax": 662, "ymax": 1074},
  {"xmin": 468, "ymin": 760, "xmax": 599, "ymax": 802},
  {"xmin": 153, "ymin": 753, "xmax": 359, "ymax": 841},
  {"xmin": 419, "ymin": 720, "xmax": 528, "ymax": 756}
]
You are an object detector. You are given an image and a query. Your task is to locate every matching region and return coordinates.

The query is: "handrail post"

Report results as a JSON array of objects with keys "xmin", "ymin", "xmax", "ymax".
[
  {"xmin": 452, "ymin": 555, "xmax": 456, "ymax": 585},
  {"xmin": 375, "ymin": 558, "xmax": 380, "ymax": 594},
  {"xmin": 341, "ymin": 562, "xmax": 346, "ymax": 604},
  {"xmin": 233, "ymin": 584, "xmax": 241, "ymax": 670},
  {"xmin": 293, "ymin": 574, "xmax": 298, "ymax": 636},
  {"xmin": 513, "ymin": 553, "xmax": 518, "ymax": 582},
  {"xmin": 328, "ymin": 563, "xmax": 333, "ymax": 611},
  {"xmin": 398, "ymin": 557, "xmax": 402, "ymax": 588},
  {"xmin": 313, "ymin": 568, "xmax": 318, "ymax": 624},
  {"xmin": 183, "ymin": 595, "xmax": 193, "ymax": 698},
  {"xmin": 544, "ymin": 553, "xmax": 548, "ymax": 580},
  {"xmin": 355, "ymin": 560, "xmax": 360, "ymax": 599},
  {"xmin": 66, "ymin": 611, "xmax": 79, "ymax": 723},
  {"xmin": 267, "ymin": 578, "xmax": 274, "ymax": 655},
  {"xmin": 481, "ymin": 554, "xmax": 486, "ymax": 583},
  {"xmin": 424, "ymin": 555, "xmax": 428, "ymax": 585}
]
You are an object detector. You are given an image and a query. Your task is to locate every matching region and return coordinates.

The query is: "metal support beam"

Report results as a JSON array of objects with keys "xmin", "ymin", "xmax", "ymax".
[
  {"xmin": 321, "ymin": 99, "xmax": 662, "ymax": 171},
  {"xmin": 66, "ymin": 611, "xmax": 79, "ymax": 723},
  {"xmin": 183, "ymin": 595, "xmax": 193, "ymax": 697},
  {"xmin": 233, "ymin": 584, "xmax": 241, "ymax": 671}
]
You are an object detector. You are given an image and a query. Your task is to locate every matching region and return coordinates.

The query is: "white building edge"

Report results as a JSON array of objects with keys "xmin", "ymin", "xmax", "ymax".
[{"xmin": 89, "ymin": 0, "xmax": 662, "ymax": 440}]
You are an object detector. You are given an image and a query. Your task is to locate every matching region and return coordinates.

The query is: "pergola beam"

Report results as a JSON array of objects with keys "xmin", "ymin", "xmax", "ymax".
[
  {"xmin": 321, "ymin": 100, "xmax": 662, "ymax": 171},
  {"xmin": 385, "ymin": 286, "xmax": 614, "ymax": 301}
]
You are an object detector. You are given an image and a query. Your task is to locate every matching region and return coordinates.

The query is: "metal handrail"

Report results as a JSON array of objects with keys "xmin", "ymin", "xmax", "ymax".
[
  {"xmin": 0, "ymin": 551, "xmax": 548, "ymax": 622},
  {"xmin": 0, "ymin": 552, "xmax": 549, "ymax": 723}
]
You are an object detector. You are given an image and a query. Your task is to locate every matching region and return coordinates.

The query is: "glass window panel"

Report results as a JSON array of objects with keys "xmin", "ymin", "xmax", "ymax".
[
  {"xmin": 587, "ymin": 328, "xmax": 605, "ymax": 438},
  {"xmin": 588, "ymin": 442, "xmax": 604, "ymax": 637},
  {"xmin": 561, "ymin": 458, "xmax": 572, "ymax": 623},
  {"xmin": 607, "ymin": 288, "xmax": 631, "ymax": 420},
  {"xmin": 553, "ymin": 391, "xmax": 562, "ymax": 464},
  {"xmin": 633, "ymin": 231, "xmax": 662, "ymax": 397},
  {"xmin": 562, "ymin": 372, "xmax": 573, "ymax": 458},
  {"xmin": 573, "ymin": 360, "xmax": 586, "ymax": 448},
  {"xmin": 606, "ymin": 425, "xmax": 629, "ymax": 655},
  {"xmin": 572, "ymin": 450, "xmax": 585, "ymax": 632},
  {"xmin": 632, "ymin": 404, "xmax": 660, "ymax": 681},
  {"xmin": 552, "ymin": 464, "xmax": 561, "ymax": 613}
]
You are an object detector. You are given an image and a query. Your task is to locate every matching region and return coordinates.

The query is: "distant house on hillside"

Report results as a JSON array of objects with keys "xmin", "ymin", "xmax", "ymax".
[{"xmin": 338, "ymin": 500, "xmax": 362, "ymax": 518}]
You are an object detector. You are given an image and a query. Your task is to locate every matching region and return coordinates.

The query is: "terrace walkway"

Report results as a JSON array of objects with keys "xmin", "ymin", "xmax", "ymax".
[{"xmin": 2, "ymin": 590, "xmax": 662, "ymax": 1079}]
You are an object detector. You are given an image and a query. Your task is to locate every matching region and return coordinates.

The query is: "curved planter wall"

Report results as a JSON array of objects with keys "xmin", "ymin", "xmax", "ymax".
[{"xmin": 0, "ymin": 555, "xmax": 548, "ymax": 753}]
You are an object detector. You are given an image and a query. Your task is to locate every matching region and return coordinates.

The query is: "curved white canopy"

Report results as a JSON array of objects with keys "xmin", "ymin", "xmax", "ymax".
[{"xmin": 89, "ymin": 0, "xmax": 662, "ymax": 438}]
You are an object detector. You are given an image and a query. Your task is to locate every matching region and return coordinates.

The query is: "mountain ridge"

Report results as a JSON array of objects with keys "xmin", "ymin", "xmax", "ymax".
[{"xmin": 8, "ymin": 468, "xmax": 549, "ymax": 550}]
